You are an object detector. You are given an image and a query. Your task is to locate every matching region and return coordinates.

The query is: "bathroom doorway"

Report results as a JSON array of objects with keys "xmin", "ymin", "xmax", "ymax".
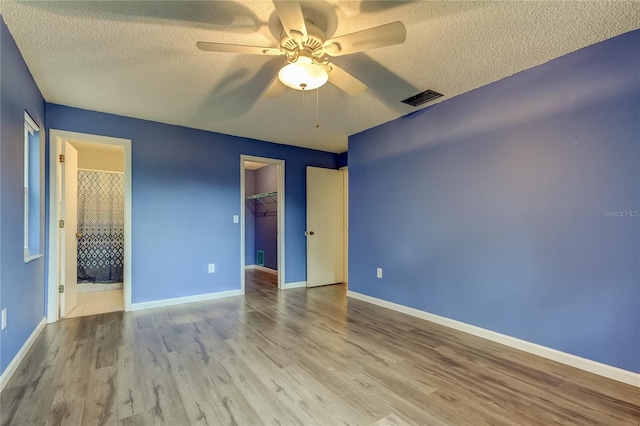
[{"xmin": 48, "ymin": 130, "xmax": 132, "ymax": 322}]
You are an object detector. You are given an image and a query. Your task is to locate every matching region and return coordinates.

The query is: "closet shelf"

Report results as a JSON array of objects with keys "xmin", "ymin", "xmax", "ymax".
[{"xmin": 247, "ymin": 191, "xmax": 277, "ymax": 216}]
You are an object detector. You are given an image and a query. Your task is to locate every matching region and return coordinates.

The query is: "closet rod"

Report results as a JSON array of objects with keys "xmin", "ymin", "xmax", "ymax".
[
  {"xmin": 247, "ymin": 191, "xmax": 277, "ymax": 216},
  {"xmin": 246, "ymin": 191, "xmax": 277, "ymax": 200}
]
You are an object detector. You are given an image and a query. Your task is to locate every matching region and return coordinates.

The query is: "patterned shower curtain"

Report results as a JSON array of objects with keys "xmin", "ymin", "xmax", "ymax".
[{"xmin": 77, "ymin": 170, "xmax": 124, "ymax": 283}]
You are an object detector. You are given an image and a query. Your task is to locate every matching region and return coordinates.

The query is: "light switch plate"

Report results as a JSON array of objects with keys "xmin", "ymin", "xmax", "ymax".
[
  {"xmin": 376, "ymin": 268, "xmax": 383, "ymax": 279},
  {"xmin": 1, "ymin": 308, "xmax": 6, "ymax": 330},
  {"xmin": 208, "ymin": 263, "xmax": 215, "ymax": 273},
  {"xmin": 233, "ymin": 215, "xmax": 239, "ymax": 223}
]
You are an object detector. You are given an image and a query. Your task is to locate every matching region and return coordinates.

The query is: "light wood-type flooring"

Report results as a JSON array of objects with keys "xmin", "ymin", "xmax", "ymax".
[{"xmin": 1, "ymin": 270, "xmax": 638, "ymax": 425}]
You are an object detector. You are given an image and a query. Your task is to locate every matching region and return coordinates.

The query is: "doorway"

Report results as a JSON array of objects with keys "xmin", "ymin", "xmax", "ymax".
[
  {"xmin": 240, "ymin": 155, "xmax": 285, "ymax": 293},
  {"xmin": 47, "ymin": 131, "xmax": 132, "ymax": 322}
]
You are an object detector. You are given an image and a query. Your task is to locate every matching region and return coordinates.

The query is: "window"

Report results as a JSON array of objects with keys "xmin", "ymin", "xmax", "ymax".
[{"xmin": 24, "ymin": 111, "xmax": 41, "ymax": 261}]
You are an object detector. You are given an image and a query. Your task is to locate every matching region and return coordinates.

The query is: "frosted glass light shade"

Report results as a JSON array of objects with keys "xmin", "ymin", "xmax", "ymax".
[{"xmin": 278, "ymin": 58, "xmax": 328, "ymax": 91}]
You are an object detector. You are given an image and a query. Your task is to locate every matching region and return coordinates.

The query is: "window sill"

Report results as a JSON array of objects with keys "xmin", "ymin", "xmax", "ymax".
[{"xmin": 24, "ymin": 254, "xmax": 43, "ymax": 263}]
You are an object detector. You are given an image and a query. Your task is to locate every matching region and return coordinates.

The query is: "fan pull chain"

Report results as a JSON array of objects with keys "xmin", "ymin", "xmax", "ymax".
[{"xmin": 315, "ymin": 88, "xmax": 320, "ymax": 128}]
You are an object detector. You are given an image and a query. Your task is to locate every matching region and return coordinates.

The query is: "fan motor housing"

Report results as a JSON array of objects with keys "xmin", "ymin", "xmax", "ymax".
[{"xmin": 280, "ymin": 22, "xmax": 326, "ymax": 56}]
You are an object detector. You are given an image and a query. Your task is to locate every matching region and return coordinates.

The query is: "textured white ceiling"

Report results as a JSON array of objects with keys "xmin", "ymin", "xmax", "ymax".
[
  {"xmin": 244, "ymin": 160, "xmax": 268, "ymax": 170},
  {"xmin": 68, "ymin": 139, "xmax": 124, "ymax": 153},
  {"xmin": 2, "ymin": 1, "xmax": 639, "ymax": 153}
]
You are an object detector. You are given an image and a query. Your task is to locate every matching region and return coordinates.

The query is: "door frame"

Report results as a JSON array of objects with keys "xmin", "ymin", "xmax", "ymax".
[
  {"xmin": 340, "ymin": 166, "xmax": 348, "ymax": 286},
  {"xmin": 60, "ymin": 141, "xmax": 78, "ymax": 317},
  {"xmin": 47, "ymin": 130, "xmax": 133, "ymax": 322},
  {"xmin": 240, "ymin": 155, "xmax": 285, "ymax": 292}
]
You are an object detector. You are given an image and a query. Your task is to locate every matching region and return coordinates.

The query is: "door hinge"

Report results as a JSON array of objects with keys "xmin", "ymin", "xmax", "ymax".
[
  {"xmin": 59, "ymin": 154, "xmax": 65, "ymax": 163},
  {"xmin": 59, "ymin": 219, "xmax": 65, "ymax": 228},
  {"xmin": 58, "ymin": 285, "xmax": 64, "ymax": 293}
]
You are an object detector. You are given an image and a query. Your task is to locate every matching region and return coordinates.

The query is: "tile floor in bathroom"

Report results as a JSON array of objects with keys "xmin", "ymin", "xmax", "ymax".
[{"xmin": 64, "ymin": 289, "xmax": 123, "ymax": 318}]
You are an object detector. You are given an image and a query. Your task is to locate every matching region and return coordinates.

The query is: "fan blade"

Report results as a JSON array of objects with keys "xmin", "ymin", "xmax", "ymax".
[
  {"xmin": 264, "ymin": 75, "xmax": 287, "ymax": 98},
  {"xmin": 197, "ymin": 42, "xmax": 282, "ymax": 56},
  {"xmin": 323, "ymin": 21, "xmax": 406, "ymax": 56},
  {"xmin": 326, "ymin": 63, "xmax": 367, "ymax": 96},
  {"xmin": 273, "ymin": 1, "xmax": 307, "ymax": 44}
]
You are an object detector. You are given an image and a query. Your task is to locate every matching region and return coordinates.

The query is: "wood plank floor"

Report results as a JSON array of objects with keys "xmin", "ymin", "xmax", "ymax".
[{"xmin": 1, "ymin": 270, "xmax": 638, "ymax": 425}]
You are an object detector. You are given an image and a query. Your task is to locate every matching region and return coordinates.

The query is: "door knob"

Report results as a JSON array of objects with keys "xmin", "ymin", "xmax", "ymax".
[{"xmin": 305, "ymin": 231, "xmax": 315, "ymax": 236}]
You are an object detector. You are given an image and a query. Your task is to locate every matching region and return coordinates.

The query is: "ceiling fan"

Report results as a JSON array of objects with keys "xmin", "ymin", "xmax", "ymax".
[{"xmin": 197, "ymin": 0, "xmax": 406, "ymax": 97}]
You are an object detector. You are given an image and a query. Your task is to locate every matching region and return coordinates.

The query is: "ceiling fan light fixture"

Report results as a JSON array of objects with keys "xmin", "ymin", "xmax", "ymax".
[
  {"xmin": 197, "ymin": 1, "xmax": 406, "ymax": 97},
  {"xmin": 278, "ymin": 55, "xmax": 328, "ymax": 91}
]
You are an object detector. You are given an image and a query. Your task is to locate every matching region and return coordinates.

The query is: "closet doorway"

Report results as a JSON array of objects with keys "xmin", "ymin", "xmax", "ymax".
[
  {"xmin": 48, "ymin": 131, "xmax": 132, "ymax": 322},
  {"xmin": 240, "ymin": 155, "xmax": 285, "ymax": 293}
]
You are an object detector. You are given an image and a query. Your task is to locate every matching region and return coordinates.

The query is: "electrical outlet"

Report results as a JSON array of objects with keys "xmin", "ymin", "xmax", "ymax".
[
  {"xmin": 233, "ymin": 215, "xmax": 239, "ymax": 223},
  {"xmin": 376, "ymin": 268, "xmax": 383, "ymax": 279},
  {"xmin": 208, "ymin": 263, "xmax": 215, "ymax": 273},
  {"xmin": 1, "ymin": 308, "xmax": 6, "ymax": 330}
]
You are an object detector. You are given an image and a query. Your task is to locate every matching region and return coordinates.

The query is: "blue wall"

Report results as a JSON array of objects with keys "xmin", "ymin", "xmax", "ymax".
[
  {"xmin": 338, "ymin": 151, "xmax": 348, "ymax": 168},
  {"xmin": 46, "ymin": 104, "xmax": 337, "ymax": 303},
  {"xmin": 349, "ymin": 30, "xmax": 640, "ymax": 373},
  {"xmin": 0, "ymin": 17, "xmax": 47, "ymax": 375},
  {"xmin": 244, "ymin": 169, "xmax": 256, "ymax": 265},
  {"xmin": 254, "ymin": 165, "xmax": 278, "ymax": 270}
]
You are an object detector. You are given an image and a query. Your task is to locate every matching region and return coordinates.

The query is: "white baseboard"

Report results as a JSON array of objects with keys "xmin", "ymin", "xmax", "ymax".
[
  {"xmin": 245, "ymin": 265, "xmax": 278, "ymax": 275},
  {"xmin": 347, "ymin": 291, "xmax": 640, "ymax": 388},
  {"xmin": 131, "ymin": 289, "xmax": 243, "ymax": 311},
  {"xmin": 0, "ymin": 317, "xmax": 46, "ymax": 392},
  {"xmin": 283, "ymin": 281, "xmax": 307, "ymax": 289}
]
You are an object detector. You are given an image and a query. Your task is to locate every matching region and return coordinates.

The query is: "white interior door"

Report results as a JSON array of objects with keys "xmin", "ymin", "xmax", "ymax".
[
  {"xmin": 61, "ymin": 141, "xmax": 78, "ymax": 316},
  {"xmin": 306, "ymin": 167, "xmax": 344, "ymax": 287}
]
